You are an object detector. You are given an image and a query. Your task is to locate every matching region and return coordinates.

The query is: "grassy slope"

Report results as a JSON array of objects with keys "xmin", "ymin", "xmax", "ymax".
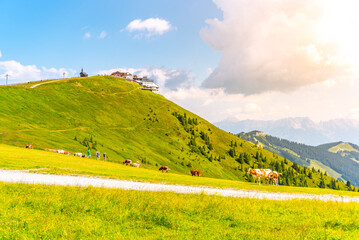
[
  {"xmin": 1, "ymin": 183, "xmax": 359, "ymax": 239},
  {"xmin": 309, "ymin": 159, "xmax": 344, "ymax": 181},
  {"xmin": 0, "ymin": 76, "xmax": 261, "ymax": 180},
  {"xmin": 328, "ymin": 143, "xmax": 359, "ymax": 153},
  {"xmin": 0, "ymin": 76, "xmax": 348, "ymax": 190}
]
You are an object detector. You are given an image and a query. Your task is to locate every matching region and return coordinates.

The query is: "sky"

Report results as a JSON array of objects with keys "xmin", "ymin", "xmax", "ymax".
[{"xmin": 1, "ymin": 0, "xmax": 359, "ymax": 123}]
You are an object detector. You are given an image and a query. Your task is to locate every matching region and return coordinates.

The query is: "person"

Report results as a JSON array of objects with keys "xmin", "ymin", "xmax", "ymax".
[
  {"xmin": 87, "ymin": 149, "xmax": 91, "ymax": 158},
  {"xmin": 96, "ymin": 151, "xmax": 100, "ymax": 160},
  {"xmin": 103, "ymin": 152, "xmax": 106, "ymax": 161}
]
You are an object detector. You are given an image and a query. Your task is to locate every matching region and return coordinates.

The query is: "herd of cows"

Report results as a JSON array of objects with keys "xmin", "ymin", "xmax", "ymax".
[{"xmin": 25, "ymin": 145, "xmax": 280, "ymax": 184}]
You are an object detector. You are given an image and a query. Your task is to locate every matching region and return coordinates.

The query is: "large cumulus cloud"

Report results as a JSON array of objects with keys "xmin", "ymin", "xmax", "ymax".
[{"xmin": 201, "ymin": 0, "xmax": 357, "ymax": 95}]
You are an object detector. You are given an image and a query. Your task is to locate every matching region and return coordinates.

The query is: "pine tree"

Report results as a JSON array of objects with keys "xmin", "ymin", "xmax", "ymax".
[{"xmin": 319, "ymin": 179, "xmax": 325, "ymax": 188}]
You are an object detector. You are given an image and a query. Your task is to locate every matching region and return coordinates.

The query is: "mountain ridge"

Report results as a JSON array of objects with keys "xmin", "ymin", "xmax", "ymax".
[{"xmin": 216, "ymin": 117, "xmax": 359, "ymax": 146}]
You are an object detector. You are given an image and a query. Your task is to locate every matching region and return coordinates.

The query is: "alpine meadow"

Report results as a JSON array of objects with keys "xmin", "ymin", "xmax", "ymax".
[
  {"xmin": 2, "ymin": 0, "xmax": 359, "ymax": 239},
  {"xmin": 0, "ymin": 76, "xmax": 358, "ymax": 239}
]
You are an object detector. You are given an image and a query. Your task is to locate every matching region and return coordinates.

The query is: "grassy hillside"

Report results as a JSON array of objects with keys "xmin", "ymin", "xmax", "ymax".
[
  {"xmin": 0, "ymin": 76, "xmax": 349, "ymax": 190},
  {"xmin": 1, "ymin": 183, "xmax": 359, "ymax": 239},
  {"xmin": 240, "ymin": 131, "xmax": 359, "ymax": 187},
  {"xmin": 328, "ymin": 143, "xmax": 359, "ymax": 153}
]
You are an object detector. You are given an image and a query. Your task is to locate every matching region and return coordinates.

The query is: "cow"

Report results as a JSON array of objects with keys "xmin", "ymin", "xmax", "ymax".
[
  {"xmin": 74, "ymin": 152, "xmax": 82, "ymax": 157},
  {"xmin": 131, "ymin": 161, "xmax": 141, "ymax": 168},
  {"xmin": 268, "ymin": 171, "xmax": 279, "ymax": 186},
  {"xmin": 56, "ymin": 149, "xmax": 65, "ymax": 154},
  {"xmin": 159, "ymin": 166, "xmax": 169, "ymax": 173},
  {"xmin": 247, "ymin": 168, "xmax": 272, "ymax": 185},
  {"xmin": 190, "ymin": 170, "xmax": 201, "ymax": 177},
  {"xmin": 64, "ymin": 152, "xmax": 70, "ymax": 155},
  {"xmin": 26, "ymin": 144, "xmax": 33, "ymax": 149},
  {"xmin": 123, "ymin": 159, "xmax": 132, "ymax": 165},
  {"xmin": 81, "ymin": 154, "xmax": 87, "ymax": 158}
]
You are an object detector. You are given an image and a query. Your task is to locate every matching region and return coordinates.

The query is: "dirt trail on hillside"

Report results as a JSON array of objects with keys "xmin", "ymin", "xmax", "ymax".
[
  {"xmin": 0, "ymin": 170, "xmax": 358, "ymax": 202},
  {"xmin": 30, "ymin": 79, "xmax": 65, "ymax": 88}
]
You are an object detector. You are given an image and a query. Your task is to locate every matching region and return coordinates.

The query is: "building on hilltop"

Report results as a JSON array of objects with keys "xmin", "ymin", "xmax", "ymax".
[
  {"xmin": 80, "ymin": 68, "xmax": 88, "ymax": 77},
  {"xmin": 110, "ymin": 71, "xmax": 133, "ymax": 80},
  {"xmin": 110, "ymin": 71, "xmax": 159, "ymax": 92},
  {"xmin": 139, "ymin": 76, "xmax": 159, "ymax": 92}
]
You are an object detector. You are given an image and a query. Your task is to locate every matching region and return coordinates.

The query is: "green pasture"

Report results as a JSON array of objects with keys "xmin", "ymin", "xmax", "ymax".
[
  {"xmin": 328, "ymin": 143, "xmax": 359, "ymax": 153},
  {"xmin": 0, "ymin": 182, "xmax": 358, "ymax": 239}
]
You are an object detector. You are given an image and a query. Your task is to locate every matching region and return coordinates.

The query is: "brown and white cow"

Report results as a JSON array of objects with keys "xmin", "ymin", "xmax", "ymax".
[
  {"xmin": 190, "ymin": 170, "xmax": 201, "ymax": 177},
  {"xmin": 268, "ymin": 171, "xmax": 279, "ymax": 186},
  {"xmin": 131, "ymin": 161, "xmax": 141, "ymax": 168},
  {"xmin": 123, "ymin": 159, "xmax": 132, "ymax": 165},
  {"xmin": 247, "ymin": 168, "xmax": 272, "ymax": 184},
  {"xmin": 26, "ymin": 144, "xmax": 33, "ymax": 149},
  {"xmin": 56, "ymin": 149, "xmax": 65, "ymax": 154},
  {"xmin": 159, "ymin": 166, "xmax": 169, "ymax": 173}
]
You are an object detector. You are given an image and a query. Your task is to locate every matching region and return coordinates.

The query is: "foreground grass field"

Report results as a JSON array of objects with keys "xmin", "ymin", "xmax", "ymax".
[
  {"xmin": 2, "ymin": 143, "xmax": 359, "ymax": 197},
  {"xmin": 0, "ymin": 182, "xmax": 359, "ymax": 239}
]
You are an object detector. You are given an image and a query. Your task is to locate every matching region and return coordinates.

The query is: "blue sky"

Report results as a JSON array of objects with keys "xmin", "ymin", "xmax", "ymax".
[
  {"xmin": 0, "ymin": 0, "xmax": 221, "ymax": 82},
  {"xmin": 1, "ymin": 0, "xmax": 359, "ymax": 123}
]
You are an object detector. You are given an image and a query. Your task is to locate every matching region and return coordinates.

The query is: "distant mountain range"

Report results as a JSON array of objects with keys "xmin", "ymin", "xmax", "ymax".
[
  {"xmin": 240, "ymin": 131, "xmax": 359, "ymax": 186},
  {"xmin": 216, "ymin": 117, "xmax": 359, "ymax": 146}
]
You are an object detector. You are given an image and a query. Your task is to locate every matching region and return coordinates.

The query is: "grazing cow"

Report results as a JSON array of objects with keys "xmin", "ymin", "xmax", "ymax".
[
  {"xmin": 268, "ymin": 171, "xmax": 279, "ymax": 186},
  {"xmin": 123, "ymin": 159, "xmax": 132, "ymax": 165},
  {"xmin": 131, "ymin": 161, "xmax": 141, "ymax": 168},
  {"xmin": 81, "ymin": 154, "xmax": 87, "ymax": 158},
  {"xmin": 159, "ymin": 166, "xmax": 169, "ymax": 173},
  {"xmin": 247, "ymin": 168, "xmax": 272, "ymax": 185},
  {"xmin": 190, "ymin": 170, "xmax": 201, "ymax": 177},
  {"xmin": 74, "ymin": 152, "xmax": 82, "ymax": 157},
  {"xmin": 64, "ymin": 152, "xmax": 70, "ymax": 155},
  {"xmin": 26, "ymin": 144, "xmax": 33, "ymax": 149},
  {"xmin": 57, "ymin": 149, "xmax": 65, "ymax": 154}
]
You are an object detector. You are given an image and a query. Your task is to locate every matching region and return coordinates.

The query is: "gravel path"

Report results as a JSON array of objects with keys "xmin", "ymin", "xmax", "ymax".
[
  {"xmin": 0, "ymin": 170, "xmax": 358, "ymax": 202},
  {"xmin": 30, "ymin": 79, "xmax": 63, "ymax": 88}
]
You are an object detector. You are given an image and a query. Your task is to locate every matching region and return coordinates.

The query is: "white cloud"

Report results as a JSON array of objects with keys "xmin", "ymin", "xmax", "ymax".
[
  {"xmin": 201, "ymin": 0, "xmax": 359, "ymax": 95},
  {"xmin": 84, "ymin": 32, "xmax": 91, "ymax": 39},
  {"xmin": 98, "ymin": 31, "xmax": 107, "ymax": 39},
  {"xmin": 125, "ymin": 18, "xmax": 172, "ymax": 37},
  {"xmin": 97, "ymin": 67, "xmax": 193, "ymax": 91},
  {"xmin": 0, "ymin": 60, "xmax": 75, "ymax": 84}
]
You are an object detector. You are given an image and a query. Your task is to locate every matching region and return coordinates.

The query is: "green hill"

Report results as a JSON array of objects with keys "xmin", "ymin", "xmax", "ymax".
[
  {"xmin": 0, "ymin": 76, "xmax": 349, "ymax": 190},
  {"xmin": 240, "ymin": 131, "xmax": 359, "ymax": 187}
]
